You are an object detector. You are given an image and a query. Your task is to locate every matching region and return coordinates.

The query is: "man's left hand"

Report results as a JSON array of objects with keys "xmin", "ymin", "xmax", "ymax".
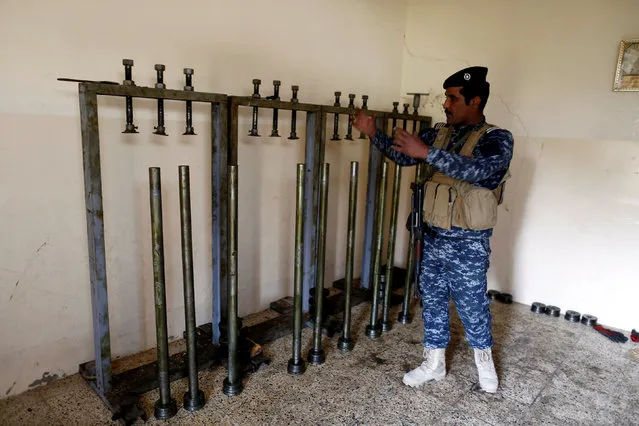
[{"xmin": 392, "ymin": 128, "xmax": 429, "ymax": 159}]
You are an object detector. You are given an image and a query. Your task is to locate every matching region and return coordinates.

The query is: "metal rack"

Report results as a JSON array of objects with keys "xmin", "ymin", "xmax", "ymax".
[{"xmin": 66, "ymin": 64, "xmax": 432, "ymax": 419}]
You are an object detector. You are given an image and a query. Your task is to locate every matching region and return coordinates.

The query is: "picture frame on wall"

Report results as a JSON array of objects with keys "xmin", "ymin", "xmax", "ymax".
[{"xmin": 613, "ymin": 39, "xmax": 639, "ymax": 91}]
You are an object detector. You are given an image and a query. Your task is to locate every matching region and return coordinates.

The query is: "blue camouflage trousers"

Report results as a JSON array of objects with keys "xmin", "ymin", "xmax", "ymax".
[{"xmin": 419, "ymin": 233, "xmax": 494, "ymax": 350}]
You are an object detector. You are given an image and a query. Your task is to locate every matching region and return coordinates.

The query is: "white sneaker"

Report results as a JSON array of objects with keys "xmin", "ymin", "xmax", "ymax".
[
  {"xmin": 474, "ymin": 347, "xmax": 498, "ymax": 393},
  {"xmin": 402, "ymin": 348, "xmax": 446, "ymax": 387}
]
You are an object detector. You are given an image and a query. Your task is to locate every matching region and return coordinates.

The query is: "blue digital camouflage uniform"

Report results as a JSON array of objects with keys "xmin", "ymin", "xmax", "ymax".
[{"xmin": 370, "ymin": 120, "xmax": 514, "ymax": 349}]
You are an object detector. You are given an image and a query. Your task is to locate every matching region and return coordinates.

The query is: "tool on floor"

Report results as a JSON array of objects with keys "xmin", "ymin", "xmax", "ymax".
[
  {"xmin": 564, "ymin": 310, "xmax": 581, "ymax": 322},
  {"xmin": 531, "ymin": 302, "xmax": 546, "ymax": 313},
  {"xmin": 122, "ymin": 59, "xmax": 138, "ymax": 134},
  {"xmin": 338, "ymin": 161, "xmax": 358, "ymax": 352},
  {"xmin": 631, "ymin": 329, "xmax": 639, "ymax": 343},
  {"xmin": 268, "ymin": 80, "xmax": 281, "ymax": 137},
  {"xmin": 182, "ymin": 68, "xmax": 196, "ymax": 135},
  {"xmin": 288, "ymin": 85, "xmax": 300, "ymax": 140},
  {"xmin": 594, "ymin": 324, "xmax": 628, "ymax": 343},
  {"xmin": 249, "ymin": 78, "xmax": 261, "ymax": 136},
  {"xmin": 153, "ymin": 64, "xmax": 168, "ymax": 136}
]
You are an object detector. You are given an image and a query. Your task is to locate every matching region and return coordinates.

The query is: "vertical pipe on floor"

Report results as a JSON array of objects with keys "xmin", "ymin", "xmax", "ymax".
[
  {"xmin": 179, "ymin": 165, "xmax": 206, "ymax": 411},
  {"xmin": 337, "ymin": 161, "xmax": 358, "ymax": 352},
  {"xmin": 365, "ymin": 161, "xmax": 388, "ymax": 339},
  {"xmin": 308, "ymin": 163, "xmax": 329, "ymax": 365},
  {"xmin": 149, "ymin": 167, "xmax": 177, "ymax": 420},
  {"xmin": 381, "ymin": 163, "xmax": 402, "ymax": 332},
  {"xmin": 288, "ymin": 163, "xmax": 307, "ymax": 375},
  {"xmin": 223, "ymin": 165, "xmax": 243, "ymax": 396}
]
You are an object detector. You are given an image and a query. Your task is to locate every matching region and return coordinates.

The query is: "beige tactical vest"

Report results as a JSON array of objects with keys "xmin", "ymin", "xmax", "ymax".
[{"xmin": 421, "ymin": 123, "xmax": 509, "ymax": 231}]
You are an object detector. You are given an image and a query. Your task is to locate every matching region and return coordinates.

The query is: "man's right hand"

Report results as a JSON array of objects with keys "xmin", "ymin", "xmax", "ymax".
[{"xmin": 350, "ymin": 109, "xmax": 377, "ymax": 137}]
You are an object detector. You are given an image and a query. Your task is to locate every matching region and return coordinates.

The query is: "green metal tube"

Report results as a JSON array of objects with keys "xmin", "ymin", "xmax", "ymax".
[
  {"xmin": 178, "ymin": 165, "xmax": 205, "ymax": 410},
  {"xmin": 309, "ymin": 163, "xmax": 329, "ymax": 365},
  {"xmin": 338, "ymin": 161, "xmax": 358, "ymax": 352},
  {"xmin": 149, "ymin": 167, "xmax": 177, "ymax": 420},
  {"xmin": 288, "ymin": 163, "xmax": 306, "ymax": 375},
  {"xmin": 223, "ymin": 165, "xmax": 243, "ymax": 396},
  {"xmin": 366, "ymin": 161, "xmax": 388, "ymax": 339},
  {"xmin": 381, "ymin": 163, "xmax": 402, "ymax": 332}
]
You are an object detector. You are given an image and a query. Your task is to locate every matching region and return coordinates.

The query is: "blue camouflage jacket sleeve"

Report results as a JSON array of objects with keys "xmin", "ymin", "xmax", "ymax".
[
  {"xmin": 426, "ymin": 129, "xmax": 514, "ymax": 183},
  {"xmin": 368, "ymin": 128, "xmax": 435, "ymax": 166}
]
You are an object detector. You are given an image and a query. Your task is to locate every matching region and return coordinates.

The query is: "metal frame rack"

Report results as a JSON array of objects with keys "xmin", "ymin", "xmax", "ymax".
[{"xmin": 67, "ymin": 63, "xmax": 431, "ymax": 419}]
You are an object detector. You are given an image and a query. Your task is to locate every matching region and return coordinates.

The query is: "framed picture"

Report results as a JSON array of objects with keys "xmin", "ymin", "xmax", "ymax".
[{"xmin": 613, "ymin": 39, "xmax": 639, "ymax": 91}]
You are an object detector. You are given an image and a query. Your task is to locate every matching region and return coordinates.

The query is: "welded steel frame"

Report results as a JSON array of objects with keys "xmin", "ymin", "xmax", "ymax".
[{"xmin": 77, "ymin": 82, "xmax": 228, "ymax": 405}]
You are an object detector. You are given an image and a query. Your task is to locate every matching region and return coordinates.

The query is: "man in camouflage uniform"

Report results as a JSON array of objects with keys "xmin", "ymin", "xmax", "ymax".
[{"xmin": 351, "ymin": 66, "xmax": 513, "ymax": 393}]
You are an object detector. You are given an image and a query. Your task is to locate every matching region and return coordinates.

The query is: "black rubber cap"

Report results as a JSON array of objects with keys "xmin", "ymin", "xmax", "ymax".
[
  {"xmin": 531, "ymin": 302, "xmax": 546, "ymax": 313},
  {"xmin": 581, "ymin": 314, "xmax": 598, "ymax": 327},
  {"xmin": 487, "ymin": 290, "xmax": 501, "ymax": 300},
  {"xmin": 564, "ymin": 310, "xmax": 581, "ymax": 322},
  {"xmin": 497, "ymin": 293, "xmax": 512, "ymax": 304},
  {"xmin": 545, "ymin": 305, "xmax": 561, "ymax": 317}
]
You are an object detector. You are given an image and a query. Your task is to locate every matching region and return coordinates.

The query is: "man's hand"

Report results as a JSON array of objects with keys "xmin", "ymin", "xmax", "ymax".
[
  {"xmin": 391, "ymin": 128, "xmax": 429, "ymax": 159},
  {"xmin": 350, "ymin": 109, "xmax": 376, "ymax": 137}
]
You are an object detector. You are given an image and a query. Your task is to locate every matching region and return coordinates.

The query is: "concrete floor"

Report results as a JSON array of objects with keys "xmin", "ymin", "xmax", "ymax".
[{"xmin": 1, "ymin": 298, "xmax": 638, "ymax": 425}]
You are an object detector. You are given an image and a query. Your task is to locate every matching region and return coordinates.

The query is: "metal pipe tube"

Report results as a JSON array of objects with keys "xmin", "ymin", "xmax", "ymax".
[
  {"xmin": 338, "ymin": 161, "xmax": 358, "ymax": 352},
  {"xmin": 288, "ymin": 163, "xmax": 307, "ymax": 375},
  {"xmin": 308, "ymin": 163, "xmax": 329, "ymax": 364},
  {"xmin": 223, "ymin": 165, "xmax": 243, "ymax": 396},
  {"xmin": 178, "ymin": 166, "xmax": 206, "ymax": 411},
  {"xmin": 381, "ymin": 164, "xmax": 402, "ymax": 332},
  {"xmin": 149, "ymin": 167, "xmax": 177, "ymax": 420},
  {"xmin": 365, "ymin": 161, "xmax": 388, "ymax": 339}
]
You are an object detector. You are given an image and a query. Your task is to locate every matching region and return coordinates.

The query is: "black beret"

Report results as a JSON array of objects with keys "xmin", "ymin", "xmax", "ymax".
[{"xmin": 443, "ymin": 66, "xmax": 488, "ymax": 89}]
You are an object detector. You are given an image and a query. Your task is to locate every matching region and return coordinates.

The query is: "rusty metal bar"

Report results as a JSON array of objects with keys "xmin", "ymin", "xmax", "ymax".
[
  {"xmin": 79, "ymin": 85, "xmax": 112, "ymax": 396},
  {"xmin": 80, "ymin": 82, "xmax": 228, "ymax": 103},
  {"xmin": 381, "ymin": 163, "xmax": 402, "ymax": 332},
  {"xmin": 360, "ymin": 116, "xmax": 386, "ymax": 290},
  {"xmin": 302, "ymin": 111, "xmax": 324, "ymax": 312},
  {"xmin": 211, "ymin": 101, "xmax": 228, "ymax": 343},
  {"xmin": 232, "ymin": 96, "xmax": 321, "ymax": 112}
]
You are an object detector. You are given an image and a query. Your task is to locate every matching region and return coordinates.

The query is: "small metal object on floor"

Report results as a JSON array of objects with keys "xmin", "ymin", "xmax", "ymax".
[
  {"xmin": 487, "ymin": 290, "xmax": 500, "ymax": 301},
  {"xmin": 545, "ymin": 305, "xmax": 561, "ymax": 317},
  {"xmin": 496, "ymin": 292, "xmax": 512, "ymax": 304},
  {"xmin": 564, "ymin": 310, "xmax": 581, "ymax": 322},
  {"xmin": 581, "ymin": 314, "xmax": 598, "ymax": 327},
  {"xmin": 531, "ymin": 302, "xmax": 546, "ymax": 313}
]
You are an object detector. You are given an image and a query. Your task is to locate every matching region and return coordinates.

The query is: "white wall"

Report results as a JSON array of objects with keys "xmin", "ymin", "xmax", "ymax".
[
  {"xmin": 0, "ymin": 0, "xmax": 409, "ymax": 397},
  {"xmin": 402, "ymin": 0, "xmax": 639, "ymax": 330}
]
